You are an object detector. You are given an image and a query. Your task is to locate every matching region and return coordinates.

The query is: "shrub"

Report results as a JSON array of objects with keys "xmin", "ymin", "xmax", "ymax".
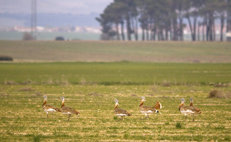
[
  {"xmin": 22, "ymin": 32, "xmax": 34, "ymax": 40},
  {"xmin": 176, "ymin": 122, "xmax": 182, "ymax": 129},
  {"xmin": 113, "ymin": 116, "xmax": 118, "ymax": 120},
  {"xmin": 0, "ymin": 56, "xmax": 13, "ymax": 61},
  {"xmin": 33, "ymin": 135, "xmax": 41, "ymax": 142},
  {"xmin": 100, "ymin": 32, "xmax": 116, "ymax": 40},
  {"xmin": 209, "ymin": 90, "xmax": 225, "ymax": 98},
  {"xmin": 124, "ymin": 133, "xmax": 129, "ymax": 139},
  {"xmin": 55, "ymin": 36, "xmax": 65, "ymax": 41},
  {"xmin": 4, "ymin": 80, "xmax": 16, "ymax": 85},
  {"xmin": 214, "ymin": 83, "xmax": 228, "ymax": 87},
  {"xmin": 161, "ymin": 80, "xmax": 171, "ymax": 87},
  {"xmin": 18, "ymin": 87, "xmax": 34, "ymax": 92},
  {"xmin": 209, "ymin": 90, "xmax": 231, "ymax": 98}
]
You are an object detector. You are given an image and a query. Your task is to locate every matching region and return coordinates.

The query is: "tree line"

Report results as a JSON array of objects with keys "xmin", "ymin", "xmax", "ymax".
[{"xmin": 96, "ymin": 0, "xmax": 231, "ymax": 41}]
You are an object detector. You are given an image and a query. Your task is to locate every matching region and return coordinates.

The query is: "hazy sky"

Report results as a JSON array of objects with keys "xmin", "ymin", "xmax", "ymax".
[{"xmin": 0, "ymin": 0, "xmax": 113, "ymax": 14}]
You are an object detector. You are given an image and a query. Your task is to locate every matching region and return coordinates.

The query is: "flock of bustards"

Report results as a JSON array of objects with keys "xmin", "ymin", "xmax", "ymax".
[{"xmin": 42, "ymin": 96, "xmax": 201, "ymax": 121}]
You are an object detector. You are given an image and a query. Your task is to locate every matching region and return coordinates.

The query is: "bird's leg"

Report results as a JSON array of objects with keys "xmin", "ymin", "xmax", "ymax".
[
  {"xmin": 46, "ymin": 112, "xmax": 48, "ymax": 118},
  {"xmin": 140, "ymin": 114, "xmax": 144, "ymax": 120},
  {"xmin": 184, "ymin": 114, "xmax": 187, "ymax": 121},
  {"xmin": 192, "ymin": 114, "xmax": 195, "ymax": 122},
  {"xmin": 68, "ymin": 114, "xmax": 71, "ymax": 121},
  {"xmin": 142, "ymin": 114, "xmax": 146, "ymax": 119},
  {"xmin": 144, "ymin": 114, "xmax": 148, "ymax": 119}
]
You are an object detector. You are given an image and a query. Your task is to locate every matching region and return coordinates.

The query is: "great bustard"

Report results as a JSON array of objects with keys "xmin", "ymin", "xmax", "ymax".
[
  {"xmin": 60, "ymin": 96, "xmax": 80, "ymax": 121},
  {"xmin": 179, "ymin": 98, "xmax": 201, "ymax": 121},
  {"xmin": 139, "ymin": 96, "xmax": 162, "ymax": 118},
  {"xmin": 114, "ymin": 99, "xmax": 131, "ymax": 119},
  {"xmin": 42, "ymin": 96, "xmax": 61, "ymax": 118}
]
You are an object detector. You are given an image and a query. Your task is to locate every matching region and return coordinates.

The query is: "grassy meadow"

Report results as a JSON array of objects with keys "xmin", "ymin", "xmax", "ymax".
[
  {"xmin": 0, "ymin": 41, "xmax": 231, "ymax": 141},
  {"xmin": 0, "ymin": 62, "xmax": 231, "ymax": 141},
  {"xmin": 0, "ymin": 40, "xmax": 231, "ymax": 62},
  {"xmin": 0, "ymin": 62, "xmax": 231, "ymax": 85}
]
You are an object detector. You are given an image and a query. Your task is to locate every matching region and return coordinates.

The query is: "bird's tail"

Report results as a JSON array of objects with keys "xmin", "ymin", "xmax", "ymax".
[
  {"xmin": 75, "ymin": 111, "xmax": 80, "ymax": 115},
  {"xmin": 196, "ymin": 108, "xmax": 201, "ymax": 114},
  {"xmin": 55, "ymin": 108, "xmax": 61, "ymax": 112},
  {"xmin": 127, "ymin": 112, "xmax": 132, "ymax": 116}
]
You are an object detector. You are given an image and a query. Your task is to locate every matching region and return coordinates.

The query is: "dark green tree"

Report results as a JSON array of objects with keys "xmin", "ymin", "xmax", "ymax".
[{"xmin": 97, "ymin": 0, "xmax": 230, "ymax": 41}]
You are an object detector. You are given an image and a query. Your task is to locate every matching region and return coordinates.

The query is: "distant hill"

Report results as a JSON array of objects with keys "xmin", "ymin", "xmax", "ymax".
[{"xmin": 0, "ymin": 12, "xmax": 100, "ymax": 27}]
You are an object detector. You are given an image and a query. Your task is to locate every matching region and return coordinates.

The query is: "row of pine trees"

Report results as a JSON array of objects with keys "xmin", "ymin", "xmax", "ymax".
[{"xmin": 96, "ymin": 0, "xmax": 231, "ymax": 41}]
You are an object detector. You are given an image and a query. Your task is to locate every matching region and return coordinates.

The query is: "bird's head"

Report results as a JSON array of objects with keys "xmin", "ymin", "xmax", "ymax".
[
  {"xmin": 141, "ymin": 96, "xmax": 146, "ymax": 102},
  {"xmin": 60, "ymin": 96, "xmax": 65, "ymax": 101},
  {"xmin": 179, "ymin": 98, "xmax": 185, "ymax": 110},
  {"xmin": 114, "ymin": 99, "xmax": 119, "ymax": 108},
  {"xmin": 190, "ymin": 98, "xmax": 193, "ymax": 102},
  {"xmin": 42, "ymin": 96, "xmax": 47, "ymax": 105},
  {"xmin": 60, "ymin": 96, "xmax": 65, "ymax": 107},
  {"xmin": 43, "ymin": 96, "xmax": 47, "ymax": 101}
]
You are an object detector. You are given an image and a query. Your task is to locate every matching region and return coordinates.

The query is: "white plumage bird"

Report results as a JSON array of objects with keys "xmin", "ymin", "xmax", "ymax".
[
  {"xmin": 179, "ymin": 98, "xmax": 201, "ymax": 121},
  {"xmin": 114, "ymin": 99, "xmax": 131, "ymax": 119},
  {"xmin": 42, "ymin": 96, "xmax": 61, "ymax": 118},
  {"xmin": 60, "ymin": 96, "xmax": 80, "ymax": 121},
  {"xmin": 139, "ymin": 96, "xmax": 162, "ymax": 118}
]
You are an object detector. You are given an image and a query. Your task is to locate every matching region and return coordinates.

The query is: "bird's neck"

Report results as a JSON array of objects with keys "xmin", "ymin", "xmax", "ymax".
[
  {"xmin": 179, "ymin": 103, "xmax": 184, "ymax": 110},
  {"xmin": 190, "ymin": 102, "xmax": 193, "ymax": 106},
  {"xmin": 139, "ymin": 101, "xmax": 144, "ymax": 107},
  {"xmin": 114, "ymin": 105, "xmax": 118, "ymax": 109},
  {"xmin": 42, "ymin": 100, "xmax": 47, "ymax": 106},
  {"xmin": 61, "ymin": 101, "xmax": 65, "ymax": 108}
]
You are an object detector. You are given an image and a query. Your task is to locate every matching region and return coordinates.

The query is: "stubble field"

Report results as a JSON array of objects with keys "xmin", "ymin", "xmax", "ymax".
[
  {"xmin": 0, "ymin": 41, "xmax": 231, "ymax": 141},
  {"xmin": 0, "ymin": 62, "xmax": 231, "ymax": 141}
]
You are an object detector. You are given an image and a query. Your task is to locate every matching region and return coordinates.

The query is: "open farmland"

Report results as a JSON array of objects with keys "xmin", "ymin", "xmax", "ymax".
[
  {"xmin": 0, "ymin": 62, "xmax": 231, "ymax": 85},
  {"xmin": 0, "ymin": 62, "xmax": 231, "ymax": 141},
  {"xmin": 0, "ymin": 40, "xmax": 231, "ymax": 63},
  {"xmin": 0, "ymin": 41, "xmax": 231, "ymax": 141}
]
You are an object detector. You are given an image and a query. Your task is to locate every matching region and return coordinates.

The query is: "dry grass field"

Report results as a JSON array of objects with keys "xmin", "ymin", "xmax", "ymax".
[
  {"xmin": 0, "ymin": 84, "xmax": 231, "ymax": 141},
  {"xmin": 0, "ymin": 62, "xmax": 231, "ymax": 141},
  {"xmin": 0, "ymin": 41, "xmax": 231, "ymax": 141},
  {"xmin": 0, "ymin": 40, "xmax": 231, "ymax": 62}
]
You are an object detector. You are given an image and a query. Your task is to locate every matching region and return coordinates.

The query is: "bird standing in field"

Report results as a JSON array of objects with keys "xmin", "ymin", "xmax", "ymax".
[
  {"xmin": 42, "ymin": 96, "xmax": 61, "ymax": 118},
  {"xmin": 114, "ymin": 99, "xmax": 131, "ymax": 119},
  {"xmin": 139, "ymin": 96, "xmax": 162, "ymax": 118},
  {"xmin": 179, "ymin": 98, "xmax": 201, "ymax": 121},
  {"xmin": 60, "ymin": 96, "xmax": 80, "ymax": 121}
]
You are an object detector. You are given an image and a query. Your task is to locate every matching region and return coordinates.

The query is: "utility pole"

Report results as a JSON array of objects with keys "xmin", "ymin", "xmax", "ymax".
[{"xmin": 31, "ymin": 0, "xmax": 37, "ymax": 40}]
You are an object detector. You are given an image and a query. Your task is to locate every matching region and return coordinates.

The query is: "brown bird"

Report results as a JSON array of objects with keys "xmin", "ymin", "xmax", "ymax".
[
  {"xmin": 179, "ymin": 98, "xmax": 201, "ymax": 121},
  {"xmin": 139, "ymin": 96, "xmax": 162, "ymax": 118},
  {"xmin": 42, "ymin": 96, "xmax": 61, "ymax": 118},
  {"xmin": 60, "ymin": 96, "xmax": 80, "ymax": 121},
  {"xmin": 114, "ymin": 99, "xmax": 131, "ymax": 119}
]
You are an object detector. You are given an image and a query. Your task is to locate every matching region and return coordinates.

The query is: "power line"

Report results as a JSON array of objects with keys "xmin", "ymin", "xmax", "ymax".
[{"xmin": 31, "ymin": 0, "xmax": 37, "ymax": 40}]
